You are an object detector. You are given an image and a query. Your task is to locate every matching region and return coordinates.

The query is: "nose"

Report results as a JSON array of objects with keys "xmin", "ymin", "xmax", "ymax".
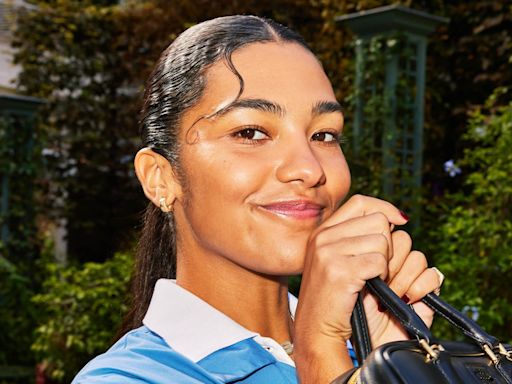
[{"xmin": 275, "ymin": 137, "xmax": 326, "ymax": 188}]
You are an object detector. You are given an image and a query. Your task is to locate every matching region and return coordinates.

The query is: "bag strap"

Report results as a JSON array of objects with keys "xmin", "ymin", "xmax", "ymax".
[
  {"xmin": 351, "ymin": 277, "xmax": 502, "ymax": 365},
  {"xmin": 350, "ymin": 292, "xmax": 372, "ymax": 362},
  {"xmin": 350, "ymin": 278, "xmax": 433, "ymax": 365},
  {"xmin": 366, "ymin": 278, "xmax": 433, "ymax": 342},
  {"xmin": 422, "ymin": 292, "xmax": 499, "ymax": 348}
]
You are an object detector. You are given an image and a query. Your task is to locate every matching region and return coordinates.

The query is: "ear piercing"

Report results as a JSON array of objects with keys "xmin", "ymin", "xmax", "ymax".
[{"xmin": 159, "ymin": 197, "xmax": 172, "ymax": 212}]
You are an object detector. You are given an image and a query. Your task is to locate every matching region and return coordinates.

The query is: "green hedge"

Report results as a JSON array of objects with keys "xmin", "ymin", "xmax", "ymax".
[
  {"xmin": 31, "ymin": 252, "xmax": 133, "ymax": 382},
  {"xmin": 429, "ymin": 89, "xmax": 512, "ymax": 343}
]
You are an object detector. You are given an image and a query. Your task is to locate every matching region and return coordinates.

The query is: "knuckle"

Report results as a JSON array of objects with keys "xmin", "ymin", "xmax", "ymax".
[
  {"xmin": 409, "ymin": 280, "xmax": 428, "ymax": 298},
  {"xmin": 350, "ymin": 194, "xmax": 366, "ymax": 208},
  {"xmin": 369, "ymin": 212, "xmax": 388, "ymax": 228},
  {"xmin": 370, "ymin": 233, "xmax": 389, "ymax": 253},
  {"xmin": 309, "ymin": 229, "xmax": 331, "ymax": 248},
  {"xmin": 388, "ymin": 261, "xmax": 401, "ymax": 277},
  {"xmin": 377, "ymin": 233, "xmax": 389, "ymax": 246},
  {"xmin": 410, "ymin": 250, "xmax": 428, "ymax": 269},
  {"xmin": 393, "ymin": 281, "xmax": 407, "ymax": 295},
  {"xmin": 393, "ymin": 230, "xmax": 411, "ymax": 246},
  {"xmin": 371, "ymin": 252, "xmax": 388, "ymax": 269},
  {"xmin": 314, "ymin": 243, "xmax": 332, "ymax": 264}
]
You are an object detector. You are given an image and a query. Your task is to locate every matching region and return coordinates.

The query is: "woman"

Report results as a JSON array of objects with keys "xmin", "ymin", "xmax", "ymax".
[{"xmin": 72, "ymin": 15, "xmax": 443, "ymax": 383}]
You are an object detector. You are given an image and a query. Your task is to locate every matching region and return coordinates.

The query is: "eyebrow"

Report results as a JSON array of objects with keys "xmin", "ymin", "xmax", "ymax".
[
  {"xmin": 209, "ymin": 98, "xmax": 343, "ymax": 120},
  {"xmin": 213, "ymin": 98, "xmax": 285, "ymax": 118},
  {"xmin": 311, "ymin": 100, "xmax": 343, "ymax": 116}
]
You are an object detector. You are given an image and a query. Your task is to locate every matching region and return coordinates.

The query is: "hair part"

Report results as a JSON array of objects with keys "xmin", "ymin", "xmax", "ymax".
[{"xmin": 119, "ymin": 15, "xmax": 311, "ymax": 335}]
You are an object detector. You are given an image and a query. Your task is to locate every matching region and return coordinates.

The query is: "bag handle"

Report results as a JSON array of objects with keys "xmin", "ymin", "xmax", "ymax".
[
  {"xmin": 422, "ymin": 292, "xmax": 499, "ymax": 348},
  {"xmin": 350, "ymin": 277, "xmax": 433, "ymax": 364},
  {"xmin": 366, "ymin": 278, "xmax": 433, "ymax": 342},
  {"xmin": 351, "ymin": 277, "xmax": 502, "ymax": 365},
  {"xmin": 350, "ymin": 292, "xmax": 372, "ymax": 363}
]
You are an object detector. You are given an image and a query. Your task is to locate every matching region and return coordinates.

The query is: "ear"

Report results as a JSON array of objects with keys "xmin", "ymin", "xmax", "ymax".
[{"xmin": 134, "ymin": 148, "xmax": 182, "ymax": 211}]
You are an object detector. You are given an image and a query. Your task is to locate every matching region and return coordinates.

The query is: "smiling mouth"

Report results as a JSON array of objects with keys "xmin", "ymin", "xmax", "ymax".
[{"xmin": 260, "ymin": 201, "xmax": 324, "ymax": 219}]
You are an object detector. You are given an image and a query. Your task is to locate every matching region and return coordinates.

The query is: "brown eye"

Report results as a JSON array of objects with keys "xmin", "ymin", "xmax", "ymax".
[
  {"xmin": 234, "ymin": 128, "xmax": 268, "ymax": 141},
  {"xmin": 312, "ymin": 132, "xmax": 337, "ymax": 142}
]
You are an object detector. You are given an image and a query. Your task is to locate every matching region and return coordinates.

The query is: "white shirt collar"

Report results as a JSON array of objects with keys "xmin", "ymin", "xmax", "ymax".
[{"xmin": 143, "ymin": 278, "xmax": 298, "ymax": 363}]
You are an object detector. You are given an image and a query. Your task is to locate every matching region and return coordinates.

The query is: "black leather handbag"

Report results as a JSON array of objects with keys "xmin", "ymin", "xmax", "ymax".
[{"xmin": 336, "ymin": 278, "xmax": 512, "ymax": 383}]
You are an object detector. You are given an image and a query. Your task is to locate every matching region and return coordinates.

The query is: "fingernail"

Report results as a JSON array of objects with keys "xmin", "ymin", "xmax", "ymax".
[
  {"xmin": 377, "ymin": 302, "xmax": 387, "ymax": 313},
  {"xmin": 401, "ymin": 295, "xmax": 410, "ymax": 304},
  {"xmin": 399, "ymin": 210, "xmax": 410, "ymax": 221}
]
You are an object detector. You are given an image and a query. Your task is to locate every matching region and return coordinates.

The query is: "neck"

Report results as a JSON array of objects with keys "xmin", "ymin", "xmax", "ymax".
[{"xmin": 176, "ymin": 249, "xmax": 293, "ymax": 345}]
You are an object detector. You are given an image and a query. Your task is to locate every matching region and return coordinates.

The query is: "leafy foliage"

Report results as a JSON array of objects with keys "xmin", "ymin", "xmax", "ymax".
[
  {"xmin": 13, "ymin": 1, "xmax": 146, "ymax": 263},
  {"xmin": 0, "ymin": 110, "xmax": 41, "ymax": 369},
  {"xmin": 0, "ymin": 110, "xmax": 41, "ymax": 262},
  {"xmin": 0, "ymin": 258, "xmax": 36, "ymax": 368},
  {"xmin": 422, "ymin": 1, "xmax": 512, "ymax": 195},
  {"xmin": 429, "ymin": 89, "xmax": 512, "ymax": 342},
  {"xmin": 5, "ymin": 0, "xmax": 512, "ymax": 377},
  {"xmin": 11, "ymin": 0, "xmax": 393, "ymax": 263},
  {"xmin": 31, "ymin": 252, "xmax": 133, "ymax": 382}
]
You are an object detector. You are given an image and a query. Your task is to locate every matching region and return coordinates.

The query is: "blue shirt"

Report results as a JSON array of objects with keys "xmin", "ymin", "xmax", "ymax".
[{"xmin": 72, "ymin": 279, "xmax": 356, "ymax": 383}]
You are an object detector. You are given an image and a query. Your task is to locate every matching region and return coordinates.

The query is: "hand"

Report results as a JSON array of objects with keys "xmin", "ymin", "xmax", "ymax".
[
  {"xmin": 361, "ymin": 230, "xmax": 441, "ymax": 347},
  {"xmin": 293, "ymin": 195, "xmax": 443, "ymax": 383}
]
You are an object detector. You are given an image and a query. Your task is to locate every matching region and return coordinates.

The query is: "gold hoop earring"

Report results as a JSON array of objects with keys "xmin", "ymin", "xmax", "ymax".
[{"xmin": 159, "ymin": 197, "xmax": 172, "ymax": 212}]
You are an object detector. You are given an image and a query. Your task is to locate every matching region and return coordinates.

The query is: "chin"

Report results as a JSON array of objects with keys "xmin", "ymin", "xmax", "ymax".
[{"xmin": 258, "ymin": 253, "xmax": 305, "ymax": 277}]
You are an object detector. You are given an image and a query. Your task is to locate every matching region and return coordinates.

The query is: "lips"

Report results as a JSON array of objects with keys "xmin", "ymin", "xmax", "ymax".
[{"xmin": 260, "ymin": 200, "xmax": 324, "ymax": 219}]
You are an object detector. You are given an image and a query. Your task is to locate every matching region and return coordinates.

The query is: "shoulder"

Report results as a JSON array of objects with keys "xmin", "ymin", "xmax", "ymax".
[{"xmin": 72, "ymin": 326, "xmax": 219, "ymax": 384}]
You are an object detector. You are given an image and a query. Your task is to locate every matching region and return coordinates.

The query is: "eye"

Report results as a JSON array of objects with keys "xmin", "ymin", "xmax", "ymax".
[
  {"xmin": 232, "ymin": 127, "xmax": 269, "ymax": 142},
  {"xmin": 311, "ymin": 131, "xmax": 338, "ymax": 143}
]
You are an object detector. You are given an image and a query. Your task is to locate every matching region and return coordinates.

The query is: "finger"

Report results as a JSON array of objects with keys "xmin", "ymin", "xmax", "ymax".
[
  {"xmin": 349, "ymin": 252, "xmax": 389, "ymax": 281},
  {"xmin": 431, "ymin": 267, "xmax": 445, "ymax": 294},
  {"xmin": 405, "ymin": 267, "xmax": 443, "ymax": 303},
  {"xmin": 322, "ymin": 194, "xmax": 408, "ymax": 228},
  {"xmin": 410, "ymin": 301, "xmax": 435, "ymax": 328},
  {"xmin": 316, "ymin": 234, "xmax": 389, "ymax": 261},
  {"xmin": 388, "ymin": 230, "xmax": 412, "ymax": 281},
  {"xmin": 316, "ymin": 213, "xmax": 393, "ymax": 257},
  {"xmin": 313, "ymin": 252, "xmax": 388, "ymax": 288},
  {"xmin": 388, "ymin": 250, "xmax": 427, "ymax": 299}
]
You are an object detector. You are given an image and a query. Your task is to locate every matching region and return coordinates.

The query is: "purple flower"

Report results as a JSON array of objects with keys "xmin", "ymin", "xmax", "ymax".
[{"xmin": 444, "ymin": 159, "xmax": 462, "ymax": 177}]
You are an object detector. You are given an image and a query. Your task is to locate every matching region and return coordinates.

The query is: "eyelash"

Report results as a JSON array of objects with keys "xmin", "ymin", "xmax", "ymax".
[
  {"xmin": 231, "ymin": 126, "xmax": 344, "ymax": 146},
  {"xmin": 311, "ymin": 131, "xmax": 344, "ymax": 145},
  {"xmin": 231, "ymin": 126, "xmax": 270, "ymax": 144}
]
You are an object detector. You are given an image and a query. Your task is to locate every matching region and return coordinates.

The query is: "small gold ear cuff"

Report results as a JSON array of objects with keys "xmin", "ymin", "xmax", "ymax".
[{"xmin": 159, "ymin": 197, "xmax": 172, "ymax": 212}]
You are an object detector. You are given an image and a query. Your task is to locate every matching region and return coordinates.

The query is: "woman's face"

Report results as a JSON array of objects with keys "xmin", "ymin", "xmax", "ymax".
[{"xmin": 174, "ymin": 42, "xmax": 350, "ymax": 275}]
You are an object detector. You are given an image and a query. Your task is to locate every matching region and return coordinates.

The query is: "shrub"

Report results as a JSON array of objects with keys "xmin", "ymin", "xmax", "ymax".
[
  {"xmin": 31, "ymin": 252, "xmax": 133, "ymax": 382},
  {"xmin": 429, "ymin": 89, "xmax": 512, "ymax": 342},
  {"xmin": 0, "ymin": 255, "xmax": 36, "ymax": 368}
]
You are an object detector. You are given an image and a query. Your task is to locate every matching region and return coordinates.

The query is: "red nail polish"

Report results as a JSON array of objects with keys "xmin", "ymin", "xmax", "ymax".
[
  {"xmin": 399, "ymin": 210, "xmax": 410, "ymax": 221},
  {"xmin": 377, "ymin": 302, "xmax": 387, "ymax": 313},
  {"xmin": 401, "ymin": 295, "xmax": 410, "ymax": 304}
]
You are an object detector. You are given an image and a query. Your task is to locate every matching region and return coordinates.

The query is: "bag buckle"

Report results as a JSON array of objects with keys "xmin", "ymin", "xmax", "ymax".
[
  {"xmin": 498, "ymin": 344, "xmax": 512, "ymax": 362},
  {"xmin": 483, "ymin": 344, "xmax": 500, "ymax": 364},
  {"xmin": 419, "ymin": 339, "xmax": 444, "ymax": 361}
]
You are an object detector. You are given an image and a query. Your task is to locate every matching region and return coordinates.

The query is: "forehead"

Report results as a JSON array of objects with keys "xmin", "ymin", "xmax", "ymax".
[{"xmin": 180, "ymin": 42, "xmax": 337, "ymax": 128}]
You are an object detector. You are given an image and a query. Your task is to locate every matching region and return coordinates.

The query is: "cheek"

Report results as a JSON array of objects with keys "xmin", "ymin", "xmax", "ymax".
[
  {"xmin": 195, "ymin": 151, "xmax": 265, "ymax": 200},
  {"xmin": 323, "ymin": 151, "xmax": 351, "ymax": 204},
  {"xmin": 178, "ymin": 147, "xmax": 265, "ymax": 238}
]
